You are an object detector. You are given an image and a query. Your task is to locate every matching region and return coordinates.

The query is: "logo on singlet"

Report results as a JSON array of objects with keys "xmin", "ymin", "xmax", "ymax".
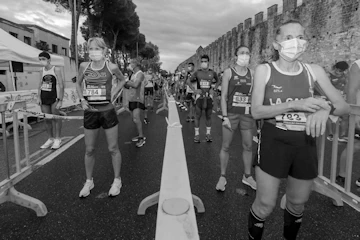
[{"xmin": 272, "ymin": 85, "xmax": 283, "ymax": 93}]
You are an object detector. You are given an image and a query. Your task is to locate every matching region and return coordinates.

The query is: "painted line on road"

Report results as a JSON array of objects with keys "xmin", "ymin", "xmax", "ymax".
[{"xmin": 35, "ymin": 134, "xmax": 84, "ymax": 167}]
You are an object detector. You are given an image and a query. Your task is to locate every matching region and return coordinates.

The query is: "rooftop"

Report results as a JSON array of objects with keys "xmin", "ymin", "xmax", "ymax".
[
  {"xmin": 19, "ymin": 24, "xmax": 70, "ymax": 41},
  {"xmin": 0, "ymin": 17, "xmax": 34, "ymax": 33}
]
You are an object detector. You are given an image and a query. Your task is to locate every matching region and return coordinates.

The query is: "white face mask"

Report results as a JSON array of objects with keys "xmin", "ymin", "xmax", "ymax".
[
  {"xmin": 278, "ymin": 38, "xmax": 307, "ymax": 61},
  {"xmin": 201, "ymin": 62, "xmax": 208, "ymax": 69},
  {"xmin": 89, "ymin": 50, "xmax": 103, "ymax": 61},
  {"xmin": 236, "ymin": 54, "xmax": 250, "ymax": 67},
  {"xmin": 40, "ymin": 60, "xmax": 48, "ymax": 66},
  {"xmin": 188, "ymin": 67, "xmax": 192, "ymax": 71}
]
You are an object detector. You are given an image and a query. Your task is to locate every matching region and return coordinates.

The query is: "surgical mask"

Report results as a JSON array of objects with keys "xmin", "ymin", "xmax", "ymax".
[
  {"xmin": 89, "ymin": 50, "xmax": 103, "ymax": 61},
  {"xmin": 40, "ymin": 60, "xmax": 48, "ymax": 66},
  {"xmin": 201, "ymin": 62, "xmax": 208, "ymax": 69},
  {"xmin": 236, "ymin": 54, "xmax": 250, "ymax": 66},
  {"xmin": 188, "ymin": 67, "xmax": 192, "ymax": 71},
  {"xmin": 278, "ymin": 38, "xmax": 307, "ymax": 61}
]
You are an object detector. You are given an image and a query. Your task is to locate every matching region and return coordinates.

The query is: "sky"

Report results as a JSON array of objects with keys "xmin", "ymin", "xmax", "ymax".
[{"xmin": 0, "ymin": 0, "xmax": 283, "ymax": 71}]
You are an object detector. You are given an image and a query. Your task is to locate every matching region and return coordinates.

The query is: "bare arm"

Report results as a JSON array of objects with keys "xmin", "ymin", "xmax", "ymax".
[
  {"xmin": 110, "ymin": 63, "xmax": 125, "ymax": 96},
  {"xmin": 221, "ymin": 68, "xmax": 231, "ymax": 116},
  {"xmin": 55, "ymin": 67, "xmax": 64, "ymax": 100},
  {"xmin": 346, "ymin": 63, "xmax": 360, "ymax": 105},
  {"xmin": 126, "ymin": 72, "xmax": 144, "ymax": 88},
  {"xmin": 187, "ymin": 71, "xmax": 197, "ymax": 92},
  {"xmin": 75, "ymin": 62, "xmax": 88, "ymax": 100},
  {"xmin": 310, "ymin": 64, "xmax": 350, "ymax": 116}
]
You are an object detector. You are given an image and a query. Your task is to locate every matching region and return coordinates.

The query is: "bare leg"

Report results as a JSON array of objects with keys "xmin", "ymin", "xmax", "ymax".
[
  {"xmin": 41, "ymin": 105, "xmax": 54, "ymax": 139},
  {"xmin": 104, "ymin": 124, "xmax": 121, "ymax": 178},
  {"xmin": 84, "ymin": 128, "xmax": 100, "ymax": 180}
]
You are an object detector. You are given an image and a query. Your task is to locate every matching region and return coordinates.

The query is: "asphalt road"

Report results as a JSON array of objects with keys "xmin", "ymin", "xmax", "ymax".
[{"xmin": 0, "ymin": 102, "xmax": 360, "ymax": 240}]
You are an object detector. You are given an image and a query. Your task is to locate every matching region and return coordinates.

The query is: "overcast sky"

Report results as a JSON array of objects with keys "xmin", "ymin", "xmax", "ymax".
[{"xmin": 0, "ymin": 0, "xmax": 283, "ymax": 71}]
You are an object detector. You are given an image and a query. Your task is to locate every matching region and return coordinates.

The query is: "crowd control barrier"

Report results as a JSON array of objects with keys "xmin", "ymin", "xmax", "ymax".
[
  {"xmin": 137, "ymin": 86, "xmax": 205, "ymax": 240},
  {"xmin": 0, "ymin": 101, "xmax": 47, "ymax": 216},
  {"xmin": 281, "ymin": 105, "xmax": 360, "ymax": 212}
]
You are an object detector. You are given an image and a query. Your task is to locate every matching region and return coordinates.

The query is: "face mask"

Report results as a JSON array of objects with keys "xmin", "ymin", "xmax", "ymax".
[
  {"xmin": 278, "ymin": 38, "xmax": 307, "ymax": 61},
  {"xmin": 201, "ymin": 62, "xmax": 208, "ymax": 69},
  {"xmin": 40, "ymin": 60, "xmax": 48, "ymax": 66},
  {"xmin": 236, "ymin": 54, "xmax": 250, "ymax": 67},
  {"xmin": 188, "ymin": 67, "xmax": 192, "ymax": 71},
  {"xmin": 89, "ymin": 50, "xmax": 103, "ymax": 61}
]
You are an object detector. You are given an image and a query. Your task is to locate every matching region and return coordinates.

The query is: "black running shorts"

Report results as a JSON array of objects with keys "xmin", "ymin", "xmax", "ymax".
[
  {"xmin": 84, "ymin": 108, "xmax": 118, "ymax": 130},
  {"xmin": 254, "ymin": 121, "xmax": 318, "ymax": 180},
  {"xmin": 129, "ymin": 101, "xmax": 145, "ymax": 111},
  {"xmin": 196, "ymin": 97, "xmax": 213, "ymax": 110},
  {"xmin": 41, "ymin": 98, "xmax": 57, "ymax": 106},
  {"xmin": 144, "ymin": 87, "xmax": 154, "ymax": 96}
]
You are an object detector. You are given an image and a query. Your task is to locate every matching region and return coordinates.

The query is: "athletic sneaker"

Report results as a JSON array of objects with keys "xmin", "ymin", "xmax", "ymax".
[
  {"xmin": 191, "ymin": 117, "xmax": 195, "ymax": 122},
  {"xmin": 132, "ymin": 136, "xmax": 146, "ymax": 142},
  {"xmin": 40, "ymin": 138, "xmax": 54, "ymax": 149},
  {"xmin": 206, "ymin": 134, "xmax": 213, "ymax": 142},
  {"xmin": 79, "ymin": 179, "xmax": 94, "ymax": 198},
  {"xmin": 144, "ymin": 118, "xmax": 149, "ymax": 124},
  {"xmin": 327, "ymin": 134, "xmax": 333, "ymax": 141},
  {"xmin": 51, "ymin": 138, "xmax": 62, "ymax": 149},
  {"xmin": 355, "ymin": 134, "xmax": 360, "ymax": 140},
  {"xmin": 336, "ymin": 175, "xmax": 345, "ymax": 186},
  {"xmin": 356, "ymin": 178, "xmax": 360, "ymax": 187},
  {"xmin": 136, "ymin": 137, "xmax": 146, "ymax": 148},
  {"xmin": 186, "ymin": 116, "xmax": 191, "ymax": 122},
  {"xmin": 242, "ymin": 175, "xmax": 257, "ymax": 190},
  {"xmin": 215, "ymin": 176, "xmax": 227, "ymax": 192},
  {"xmin": 194, "ymin": 135, "xmax": 200, "ymax": 143},
  {"xmin": 108, "ymin": 178, "xmax": 122, "ymax": 197},
  {"xmin": 338, "ymin": 137, "xmax": 348, "ymax": 143}
]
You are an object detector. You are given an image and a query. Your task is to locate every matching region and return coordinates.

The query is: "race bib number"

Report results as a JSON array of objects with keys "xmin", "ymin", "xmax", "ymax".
[
  {"xmin": 200, "ymin": 80, "xmax": 210, "ymax": 89},
  {"xmin": 232, "ymin": 95, "xmax": 250, "ymax": 106},
  {"xmin": 275, "ymin": 112, "xmax": 307, "ymax": 131},
  {"xmin": 83, "ymin": 85, "xmax": 106, "ymax": 101},
  {"xmin": 41, "ymin": 83, "xmax": 52, "ymax": 91}
]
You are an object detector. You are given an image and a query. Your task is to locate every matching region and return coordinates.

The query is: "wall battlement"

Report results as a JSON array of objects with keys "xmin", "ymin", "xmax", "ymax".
[{"xmin": 177, "ymin": 0, "xmax": 360, "ymax": 73}]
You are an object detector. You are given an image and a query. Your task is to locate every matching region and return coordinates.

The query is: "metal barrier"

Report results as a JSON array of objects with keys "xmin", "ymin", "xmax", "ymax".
[
  {"xmin": 0, "ymin": 101, "xmax": 47, "ymax": 217},
  {"xmin": 137, "ymin": 87, "xmax": 205, "ymax": 240},
  {"xmin": 281, "ymin": 105, "xmax": 360, "ymax": 212}
]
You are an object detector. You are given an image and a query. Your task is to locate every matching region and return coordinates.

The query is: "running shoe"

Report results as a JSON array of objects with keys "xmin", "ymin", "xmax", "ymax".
[
  {"xmin": 51, "ymin": 138, "xmax": 62, "ymax": 149},
  {"xmin": 191, "ymin": 117, "xmax": 195, "ymax": 122},
  {"xmin": 206, "ymin": 134, "xmax": 213, "ymax": 142},
  {"xmin": 338, "ymin": 137, "xmax": 348, "ymax": 143},
  {"xmin": 327, "ymin": 134, "xmax": 333, "ymax": 141},
  {"xmin": 355, "ymin": 134, "xmax": 360, "ymax": 140},
  {"xmin": 186, "ymin": 116, "xmax": 191, "ymax": 122},
  {"xmin": 144, "ymin": 118, "xmax": 149, "ymax": 124},
  {"xmin": 215, "ymin": 176, "xmax": 227, "ymax": 192},
  {"xmin": 108, "ymin": 178, "xmax": 122, "ymax": 197},
  {"xmin": 356, "ymin": 178, "xmax": 360, "ymax": 187},
  {"xmin": 194, "ymin": 135, "xmax": 200, "ymax": 143},
  {"xmin": 40, "ymin": 138, "xmax": 54, "ymax": 149},
  {"xmin": 79, "ymin": 179, "xmax": 94, "ymax": 198},
  {"xmin": 136, "ymin": 137, "xmax": 146, "ymax": 148},
  {"xmin": 336, "ymin": 175, "xmax": 345, "ymax": 186},
  {"xmin": 242, "ymin": 175, "xmax": 257, "ymax": 190}
]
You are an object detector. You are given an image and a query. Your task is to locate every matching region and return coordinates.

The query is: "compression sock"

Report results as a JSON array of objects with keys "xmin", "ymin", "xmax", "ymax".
[
  {"xmin": 283, "ymin": 206, "xmax": 303, "ymax": 240},
  {"xmin": 248, "ymin": 207, "xmax": 265, "ymax": 240}
]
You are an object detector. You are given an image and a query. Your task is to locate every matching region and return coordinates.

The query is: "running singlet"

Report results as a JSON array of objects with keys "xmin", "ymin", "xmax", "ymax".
[
  {"xmin": 144, "ymin": 73, "xmax": 154, "ymax": 88},
  {"xmin": 179, "ymin": 74, "xmax": 186, "ymax": 89},
  {"xmin": 227, "ymin": 67, "xmax": 252, "ymax": 115},
  {"xmin": 263, "ymin": 62, "xmax": 313, "ymax": 131},
  {"xmin": 83, "ymin": 61, "xmax": 113, "ymax": 105},
  {"xmin": 192, "ymin": 69, "xmax": 218, "ymax": 93},
  {"xmin": 186, "ymin": 72, "xmax": 196, "ymax": 93},
  {"xmin": 128, "ymin": 71, "xmax": 145, "ymax": 103},
  {"xmin": 40, "ymin": 66, "xmax": 57, "ymax": 99}
]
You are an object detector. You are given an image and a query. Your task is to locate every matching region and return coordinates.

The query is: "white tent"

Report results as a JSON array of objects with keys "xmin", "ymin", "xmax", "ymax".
[{"xmin": 0, "ymin": 28, "xmax": 64, "ymax": 66}]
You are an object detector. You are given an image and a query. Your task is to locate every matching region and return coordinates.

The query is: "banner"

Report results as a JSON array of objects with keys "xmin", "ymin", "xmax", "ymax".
[{"xmin": 0, "ymin": 88, "xmax": 80, "ymax": 124}]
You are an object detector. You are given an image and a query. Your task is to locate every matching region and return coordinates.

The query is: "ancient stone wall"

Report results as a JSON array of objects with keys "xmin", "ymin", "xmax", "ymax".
[{"xmin": 177, "ymin": 0, "xmax": 360, "ymax": 73}]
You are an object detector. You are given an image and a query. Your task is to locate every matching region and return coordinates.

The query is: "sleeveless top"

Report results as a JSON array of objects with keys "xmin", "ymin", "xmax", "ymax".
[
  {"xmin": 40, "ymin": 66, "xmax": 57, "ymax": 99},
  {"xmin": 263, "ymin": 62, "xmax": 314, "ymax": 131},
  {"xmin": 186, "ymin": 72, "xmax": 197, "ymax": 93},
  {"xmin": 227, "ymin": 67, "xmax": 253, "ymax": 115},
  {"xmin": 128, "ymin": 70, "xmax": 145, "ymax": 103}
]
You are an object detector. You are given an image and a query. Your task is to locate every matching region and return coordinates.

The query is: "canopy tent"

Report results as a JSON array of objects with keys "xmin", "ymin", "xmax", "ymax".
[{"xmin": 0, "ymin": 28, "xmax": 64, "ymax": 66}]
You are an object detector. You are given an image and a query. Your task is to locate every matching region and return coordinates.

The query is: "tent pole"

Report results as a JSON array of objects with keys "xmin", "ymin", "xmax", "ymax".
[
  {"xmin": 74, "ymin": 0, "xmax": 79, "ymax": 72},
  {"xmin": 9, "ymin": 61, "xmax": 16, "ymax": 91}
]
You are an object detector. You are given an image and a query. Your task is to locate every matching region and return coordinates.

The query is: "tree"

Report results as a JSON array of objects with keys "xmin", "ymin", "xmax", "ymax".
[{"xmin": 35, "ymin": 41, "xmax": 50, "ymax": 51}]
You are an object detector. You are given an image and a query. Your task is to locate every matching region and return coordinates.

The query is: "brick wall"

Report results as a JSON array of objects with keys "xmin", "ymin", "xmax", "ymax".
[{"xmin": 177, "ymin": 0, "xmax": 360, "ymax": 73}]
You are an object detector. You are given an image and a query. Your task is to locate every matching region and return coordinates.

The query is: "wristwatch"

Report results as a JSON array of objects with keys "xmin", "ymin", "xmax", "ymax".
[
  {"xmin": 80, "ymin": 97, "xmax": 86, "ymax": 102},
  {"xmin": 56, "ymin": 98, "xmax": 62, "ymax": 102}
]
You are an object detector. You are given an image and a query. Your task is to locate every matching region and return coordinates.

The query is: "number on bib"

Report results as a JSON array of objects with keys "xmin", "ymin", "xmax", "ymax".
[
  {"xmin": 275, "ymin": 112, "xmax": 307, "ymax": 131},
  {"xmin": 41, "ymin": 83, "xmax": 52, "ymax": 91},
  {"xmin": 232, "ymin": 93, "xmax": 250, "ymax": 107},
  {"xmin": 200, "ymin": 80, "xmax": 210, "ymax": 89}
]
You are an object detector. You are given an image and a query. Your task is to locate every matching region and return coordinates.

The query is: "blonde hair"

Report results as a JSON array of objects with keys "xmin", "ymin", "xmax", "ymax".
[{"xmin": 87, "ymin": 37, "xmax": 108, "ymax": 52}]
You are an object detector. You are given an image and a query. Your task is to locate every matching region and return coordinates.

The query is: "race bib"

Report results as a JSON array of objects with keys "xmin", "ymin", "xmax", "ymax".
[
  {"xmin": 200, "ymin": 80, "xmax": 210, "ymax": 89},
  {"xmin": 275, "ymin": 112, "xmax": 307, "ymax": 131},
  {"xmin": 83, "ymin": 85, "xmax": 106, "ymax": 101},
  {"xmin": 232, "ymin": 94, "xmax": 250, "ymax": 107},
  {"xmin": 41, "ymin": 83, "xmax": 52, "ymax": 91}
]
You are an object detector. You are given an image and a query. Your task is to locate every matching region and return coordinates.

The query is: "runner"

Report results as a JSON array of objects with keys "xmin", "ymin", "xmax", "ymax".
[
  {"xmin": 248, "ymin": 20, "xmax": 349, "ymax": 240},
  {"xmin": 37, "ymin": 51, "xmax": 65, "ymax": 150},
  {"xmin": 188, "ymin": 55, "xmax": 219, "ymax": 143},
  {"xmin": 179, "ymin": 68, "xmax": 187, "ymax": 104},
  {"xmin": 216, "ymin": 72, "xmax": 223, "ymax": 112},
  {"xmin": 144, "ymin": 68, "xmax": 155, "ymax": 124},
  {"xmin": 216, "ymin": 46, "xmax": 256, "ymax": 192},
  {"xmin": 76, "ymin": 37, "xmax": 125, "ymax": 198},
  {"xmin": 337, "ymin": 59, "xmax": 360, "ymax": 187},
  {"xmin": 185, "ymin": 62, "xmax": 196, "ymax": 122},
  {"xmin": 125, "ymin": 59, "xmax": 146, "ymax": 148}
]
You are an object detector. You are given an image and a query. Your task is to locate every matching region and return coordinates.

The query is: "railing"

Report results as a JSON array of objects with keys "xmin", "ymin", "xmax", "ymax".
[
  {"xmin": 281, "ymin": 105, "xmax": 360, "ymax": 212},
  {"xmin": 137, "ymin": 86, "xmax": 205, "ymax": 239},
  {"xmin": 0, "ymin": 101, "xmax": 47, "ymax": 216}
]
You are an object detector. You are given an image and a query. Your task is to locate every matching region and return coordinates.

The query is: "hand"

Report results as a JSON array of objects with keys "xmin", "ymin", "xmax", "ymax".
[
  {"xmin": 306, "ymin": 109, "xmax": 330, "ymax": 137},
  {"xmin": 81, "ymin": 99, "xmax": 90, "ymax": 111},
  {"xmin": 37, "ymin": 98, "xmax": 42, "ymax": 105},
  {"xmin": 222, "ymin": 117, "xmax": 232, "ymax": 132},
  {"xmin": 124, "ymin": 83, "xmax": 130, "ymax": 89},
  {"xmin": 290, "ymin": 97, "xmax": 330, "ymax": 113},
  {"xmin": 55, "ymin": 100, "xmax": 62, "ymax": 109}
]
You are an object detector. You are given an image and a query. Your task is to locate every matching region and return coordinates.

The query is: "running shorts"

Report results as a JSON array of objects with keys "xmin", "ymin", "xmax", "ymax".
[
  {"xmin": 227, "ymin": 113, "xmax": 255, "ymax": 131},
  {"xmin": 196, "ymin": 97, "xmax": 213, "ymax": 110},
  {"xmin": 254, "ymin": 121, "xmax": 318, "ymax": 180},
  {"xmin": 129, "ymin": 101, "xmax": 145, "ymax": 111},
  {"xmin": 84, "ymin": 108, "xmax": 118, "ymax": 130},
  {"xmin": 144, "ymin": 87, "xmax": 154, "ymax": 96},
  {"xmin": 41, "ymin": 98, "xmax": 57, "ymax": 106}
]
